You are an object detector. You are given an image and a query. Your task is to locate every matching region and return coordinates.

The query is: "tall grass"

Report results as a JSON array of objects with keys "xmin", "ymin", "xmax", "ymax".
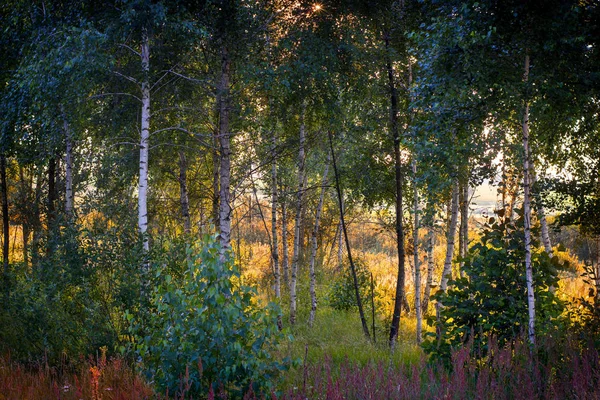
[
  {"xmin": 278, "ymin": 335, "xmax": 600, "ymax": 400},
  {"xmin": 0, "ymin": 350, "xmax": 153, "ymax": 400}
]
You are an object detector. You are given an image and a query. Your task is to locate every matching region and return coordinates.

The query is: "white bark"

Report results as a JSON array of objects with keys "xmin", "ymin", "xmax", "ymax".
[
  {"xmin": 217, "ymin": 47, "xmax": 232, "ymax": 257},
  {"xmin": 178, "ymin": 151, "xmax": 191, "ymax": 234},
  {"xmin": 61, "ymin": 106, "xmax": 74, "ymax": 218},
  {"xmin": 523, "ymin": 53, "xmax": 536, "ymax": 345},
  {"xmin": 440, "ymin": 181, "xmax": 459, "ymax": 293},
  {"xmin": 435, "ymin": 181, "xmax": 459, "ymax": 339},
  {"xmin": 413, "ymin": 158, "xmax": 422, "ymax": 343},
  {"xmin": 139, "ymin": 29, "xmax": 150, "ymax": 254},
  {"xmin": 271, "ymin": 133, "xmax": 282, "ymax": 329},
  {"xmin": 530, "ymin": 171, "xmax": 553, "ymax": 256},
  {"xmin": 290, "ymin": 108, "xmax": 306, "ymax": 325},
  {"xmin": 281, "ymin": 198, "xmax": 289, "ymax": 286},
  {"xmin": 422, "ymin": 224, "xmax": 435, "ymax": 314},
  {"xmin": 459, "ymin": 182, "xmax": 469, "ymax": 276},
  {"xmin": 212, "ymin": 130, "xmax": 220, "ymax": 229},
  {"xmin": 309, "ymin": 155, "xmax": 330, "ymax": 326}
]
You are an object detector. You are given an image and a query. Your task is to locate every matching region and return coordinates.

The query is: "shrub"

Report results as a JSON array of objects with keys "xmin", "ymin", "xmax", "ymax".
[
  {"xmin": 424, "ymin": 210, "xmax": 565, "ymax": 362},
  {"xmin": 0, "ymin": 221, "xmax": 143, "ymax": 363},
  {"xmin": 328, "ymin": 258, "xmax": 379, "ymax": 313},
  {"xmin": 127, "ymin": 234, "xmax": 288, "ymax": 397}
]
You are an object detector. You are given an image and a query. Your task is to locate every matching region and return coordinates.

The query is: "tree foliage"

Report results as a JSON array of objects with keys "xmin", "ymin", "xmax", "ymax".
[
  {"xmin": 424, "ymin": 210, "xmax": 565, "ymax": 362},
  {"xmin": 127, "ymin": 235, "xmax": 287, "ymax": 396}
]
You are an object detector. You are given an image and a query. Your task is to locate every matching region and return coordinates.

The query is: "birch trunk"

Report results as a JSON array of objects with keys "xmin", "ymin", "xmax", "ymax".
[
  {"xmin": 281, "ymin": 198, "xmax": 289, "ymax": 287},
  {"xmin": 440, "ymin": 182, "xmax": 459, "ymax": 292},
  {"xmin": 271, "ymin": 134, "xmax": 282, "ymax": 329},
  {"xmin": 46, "ymin": 156, "xmax": 57, "ymax": 257},
  {"xmin": 522, "ymin": 53, "xmax": 536, "ymax": 345},
  {"xmin": 138, "ymin": 29, "xmax": 150, "ymax": 254},
  {"xmin": 47, "ymin": 157, "xmax": 56, "ymax": 230},
  {"xmin": 435, "ymin": 179, "xmax": 459, "ymax": 343},
  {"xmin": 309, "ymin": 155, "xmax": 330, "ymax": 326},
  {"xmin": 290, "ymin": 108, "xmax": 306, "ymax": 325},
  {"xmin": 422, "ymin": 225, "xmax": 435, "ymax": 314},
  {"xmin": 212, "ymin": 130, "xmax": 220, "ymax": 229},
  {"xmin": 62, "ymin": 107, "xmax": 74, "ymax": 218},
  {"xmin": 178, "ymin": 151, "xmax": 191, "ymax": 234},
  {"xmin": 217, "ymin": 46, "xmax": 232, "ymax": 256},
  {"xmin": 386, "ymin": 33, "xmax": 406, "ymax": 347},
  {"xmin": 459, "ymin": 181, "xmax": 469, "ymax": 276},
  {"xmin": 435, "ymin": 180, "xmax": 459, "ymax": 339},
  {"xmin": 530, "ymin": 171, "xmax": 553, "ymax": 256},
  {"xmin": 413, "ymin": 158, "xmax": 422, "ymax": 343}
]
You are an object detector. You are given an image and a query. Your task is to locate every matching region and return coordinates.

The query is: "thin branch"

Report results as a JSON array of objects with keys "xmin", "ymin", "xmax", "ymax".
[
  {"xmin": 89, "ymin": 92, "xmax": 142, "ymax": 103},
  {"xmin": 166, "ymin": 69, "xmax": 209, "ymax": 85},
  {"xmin": 112, "ymin": 70, "xmax": 139, "ymax": 86},
  {"xmin": 151, "ymin": 126, "xmax": 211, "ymax": 138},
  {"xmin": 150, "ymin": 67, "xmax": 178, "ymax": 91},
  {"xmin": 118, "ymin": 43, "xmax": 141, "ymax": 57}
]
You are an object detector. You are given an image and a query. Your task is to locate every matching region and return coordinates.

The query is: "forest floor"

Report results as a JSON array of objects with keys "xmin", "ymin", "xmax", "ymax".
[{"xmin": 2, "ymin": 304, "xmax": 599, "ymax": 399}]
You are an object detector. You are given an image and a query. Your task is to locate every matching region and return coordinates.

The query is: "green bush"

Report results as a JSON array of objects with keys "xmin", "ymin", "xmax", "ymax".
[
  {"xmin": 328, "ymin": 259, "xmax": 376, "ymax": 312},
  {"xmin": 0, "ymin": 221, "xmax": 143, "ymax": 363},
  {"xmin": 127, "ymin": 234, "xmax": 288, "ymax": 397},
  {"xmin": 423, "ymin": 210, "xmax": 565, "ymax": 362}
]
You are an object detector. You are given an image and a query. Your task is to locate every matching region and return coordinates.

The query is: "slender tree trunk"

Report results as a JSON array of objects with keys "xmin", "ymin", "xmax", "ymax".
[
  {"xmin": 250, "ymin": 172, "xmax": 272, "ymax": 254},
  {"xmin": 530, "ymin": 170, "xmax": 552, "ymax": 256},
  {"xmin": 178, "ymin": 151, "xmax": 191, "ymax": 234},
  {"xmin": 61, "ymin": 106, "xmax": 74, "ymax": 218},
  {"xmin": 18, "ymin": 167, "xmax": 29, "ymax": 269},
  {"xmin": 413, "ymin": 157, "xmax": 422, "ymax": 343},
  {"xmin": 440, "ymin": 182, "xmax": 459, "ymax": 292},
  {"xmin": 31, "ymin": 170, "xmax": 42, "ymax": 271},
  {"xmin": 337, "ymin": 218, "xmax": 343, "ymax": 269},
  {"xmin": 212, "ymin": 131, "xmax": 220, "ymax": 229},
  {"xmin": 435, "ymin": 180, "xmax": 459, "ymax": 341},
  {"xmin": 138, "ymin": 29, "xmax": 150, "ymax": 255},
  {"xmin": 46, "ymin": 156, "xmax": 57, "ymax": 257},
  {"xmin": 281, "ymin": 197, "xmax": 289, "ymax": 287},
  {"xmin": 522, "ymin": 53, "xmax": 536, "ymax": 345},
  {"xmin": 271, "ymin": 134, "xmax": 282, "ymax": 329},
  {"xmin": 299, "ymin": 174, "xmax": 308, "ymax": 264},
  {"xmin": 47, "ymin": 157, "xmax": 56, "ymax": 228},
  {"xmin": 217, "ymin": 46, "xmax": 232, "ymax": 257},
  {"xmin": 422, "ymin": 224, "xmax": 435, "ymax": 314},
  {"xmin": 1, "ymin": 154, "xmax": 9, "ymax": 290},
  {"xmin": 290, "ymin": 108, "xmax": 306, "ymax": 325},
  {"xmin": 386, "ymin": 33, "xmax": 406, "ymax": 347},
  {"xmin": 459, "ymin": 181, "xmax": 469, "ymax": 276},
  {"xmin": 329, "ymin": 131, "xmax": 371, "ymax": 341},
  {"xmin": 309, "ymin": 155, "xmax": 330, "ymax": 326}
]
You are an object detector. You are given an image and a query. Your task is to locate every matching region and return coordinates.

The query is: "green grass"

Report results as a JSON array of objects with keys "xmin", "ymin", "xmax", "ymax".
[{"xmin": 275, "ymin": 304, "xmax": 426, "ymax": 392}]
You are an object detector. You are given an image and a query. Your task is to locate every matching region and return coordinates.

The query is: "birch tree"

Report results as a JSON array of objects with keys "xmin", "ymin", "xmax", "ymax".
[
  {"xmin": 309, "ymin": 153, "xmax": 330, "ymax": 326},
  {"xmin": 289, "ymin": 109, "xmax": 306, "ymax": 325}
]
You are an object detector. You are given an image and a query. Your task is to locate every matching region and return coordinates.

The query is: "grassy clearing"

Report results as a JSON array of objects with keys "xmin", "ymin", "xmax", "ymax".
[{"xmin": 276, "ymin": 305, "xmax": 425, "ymax": 393}]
